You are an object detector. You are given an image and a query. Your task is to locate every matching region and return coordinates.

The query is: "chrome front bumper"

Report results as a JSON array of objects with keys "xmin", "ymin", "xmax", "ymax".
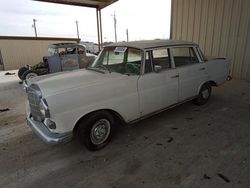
[{"xmin": 27, "ymin": 116, "xmax": 72, "ymax": 144}]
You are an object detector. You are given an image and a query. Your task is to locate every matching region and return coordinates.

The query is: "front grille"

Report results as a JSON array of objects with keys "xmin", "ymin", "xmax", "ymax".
[{"xmin": 27, "ymin": 85, "xmax": 43, "ymax": 122}]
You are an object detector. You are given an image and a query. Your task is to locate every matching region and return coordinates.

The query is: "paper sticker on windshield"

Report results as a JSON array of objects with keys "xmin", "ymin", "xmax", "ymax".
[{"xmin": 114, "ymin": 47, "xmax": 127, "ymax": 53}]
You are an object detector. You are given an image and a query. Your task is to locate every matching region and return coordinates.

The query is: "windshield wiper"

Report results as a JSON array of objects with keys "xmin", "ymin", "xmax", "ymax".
[
  {"xmin": 86, "ymin": 67, "xmax": 105, "ymax": 74},
  {"xmin": 95, "ymin": 65, "xmax": 111, "ymax": 73}
]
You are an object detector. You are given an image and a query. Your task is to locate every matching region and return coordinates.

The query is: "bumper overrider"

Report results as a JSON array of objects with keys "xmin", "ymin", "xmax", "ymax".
[
  {"xmin": 25, "ymin": 83, "xmax": 72, "ymax": 144},
  {"xmin": 27, "ymin": 114, "xmax": 72, "ymax": 144}
]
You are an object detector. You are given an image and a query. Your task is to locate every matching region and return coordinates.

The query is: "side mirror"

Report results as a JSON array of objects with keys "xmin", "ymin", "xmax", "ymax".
[{"xmin": 154, "ymin": 65, "xmax": 162, "ymax": 73}]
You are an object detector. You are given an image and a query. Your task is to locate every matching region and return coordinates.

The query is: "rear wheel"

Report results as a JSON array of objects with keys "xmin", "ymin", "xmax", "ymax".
[
  {"xmin": 193, "ymin": 83, "xmax": 211, "ymax": 105},
  {"xmin": 18, "ymin": 67, "xmax": 27, "ymax": 79},
  {"xmin": 78, "ymin": 111, "xmax": 114, "ymax": 151},
  {"xmin": 21, "ymin": 70, "xmax": 38, "ymax": 80}
]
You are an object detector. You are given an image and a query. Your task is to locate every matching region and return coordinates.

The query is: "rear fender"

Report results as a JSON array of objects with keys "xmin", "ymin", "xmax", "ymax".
[{"xmin": 197, "ymin": 81, "xmax": 215, "ymax": 95}]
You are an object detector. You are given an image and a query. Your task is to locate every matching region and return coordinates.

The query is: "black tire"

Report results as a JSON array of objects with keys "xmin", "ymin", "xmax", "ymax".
[
  {"xmin": 21, "ymin": 70, "xmax": 38, "ymax": 80},
  {"xmin": 18, "ymin": 67, "xmax": 28, "ymax": 79},
  {"xmin": 78, "ymin": 111, "xmax": 114, "ymax": 151},
  {"xmin": 193, "ymin": 83, "xmax": 212, "ymax": 105}
]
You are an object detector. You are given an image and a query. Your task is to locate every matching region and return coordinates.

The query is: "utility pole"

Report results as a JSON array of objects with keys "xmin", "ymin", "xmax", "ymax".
[
  {"xmin": 32, "ymin": 19, "xmax": 37, "ymax": 37},
  {"xmin": 126, "ymin": 29, "xmax": 129, "ymax": 42},
  {"xmin": 113, "ymin": 12, "xmax": 117, "ymax": 42},
  {"xmin": 75, "ymin": 20, "xmax": 80, "ymax": 39}
]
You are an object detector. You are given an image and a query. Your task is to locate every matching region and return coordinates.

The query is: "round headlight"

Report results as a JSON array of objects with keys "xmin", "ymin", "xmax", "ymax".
[{"xmin": 39, "ymin": 98, "xmax": 50, "ymax": 118}]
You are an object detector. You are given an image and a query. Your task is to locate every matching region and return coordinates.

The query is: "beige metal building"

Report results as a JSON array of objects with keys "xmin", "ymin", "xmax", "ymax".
[
  {"xmin": 171, "ymin": 0, "xmax": 250, "ymax": 81},
  {"xmin": 0, "ymin": 36, "xmax": 80, "ymax": 70}
]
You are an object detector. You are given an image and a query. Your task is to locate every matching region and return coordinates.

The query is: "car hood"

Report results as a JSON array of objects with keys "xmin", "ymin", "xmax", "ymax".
[
  {"xmin": 34, "ymin": 69, "xmax": 125, "ymax": 97},
  {"xmin": 26, "ymin": 71, "xmax": 65, "ymax": 84}
]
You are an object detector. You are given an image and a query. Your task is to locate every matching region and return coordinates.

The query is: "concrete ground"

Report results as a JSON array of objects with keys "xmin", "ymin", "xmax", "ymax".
[{"xmin": 0, "ymin": 72, "xmax": 250, "ymax": 188}]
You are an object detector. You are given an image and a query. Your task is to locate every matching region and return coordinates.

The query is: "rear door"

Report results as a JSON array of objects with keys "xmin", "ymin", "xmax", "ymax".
[
  {"xmin": 138, "ymin": 48, "xmax": 179, "ymax": 116},
  {"xmin": 171, "ymin": 46, "xmax": 209, "ymax": 101},
  {"xmin": 78, "ymin": 47, "xmax": 89, "ymax": 68}
]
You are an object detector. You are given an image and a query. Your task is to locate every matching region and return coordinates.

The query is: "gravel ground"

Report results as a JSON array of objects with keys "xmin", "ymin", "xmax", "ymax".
[{"xmin": 0, "ymin": 73, "xmax": 250, "ymax": 188}]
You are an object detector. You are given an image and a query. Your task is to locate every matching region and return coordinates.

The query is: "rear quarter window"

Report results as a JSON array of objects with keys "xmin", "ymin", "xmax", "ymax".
[{"xmin": 172, "ymin": 47, "xmax": 199, "ymax": 67}]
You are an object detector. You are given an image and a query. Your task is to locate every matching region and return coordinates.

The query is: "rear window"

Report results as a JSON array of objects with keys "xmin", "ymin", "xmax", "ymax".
[{"xmin": 172, "ymin": 47, "xmax": 199, "ymax": 67}]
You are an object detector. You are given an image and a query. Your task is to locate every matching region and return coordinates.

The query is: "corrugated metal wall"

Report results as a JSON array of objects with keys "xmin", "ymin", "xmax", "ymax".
[
  {"xmin": 171, "ymin": 0, "xmax": 250, "ymax": 80},
  {"xmin": 0, "ymin": 37, "xmax": 79, "ymax": 70}
]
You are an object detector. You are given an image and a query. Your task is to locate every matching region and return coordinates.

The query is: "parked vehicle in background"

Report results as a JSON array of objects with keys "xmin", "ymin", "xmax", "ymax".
[
  {"xmin": 80, "ymin": 41, "xmax": 99, "ymax": 55},
  {"xmin": 24, "ymin": 40, "xmax": 231, "ymax": 151},
  {"xmin": 18, "ymin": 43, "xmax": 96, "ymax": 80}
]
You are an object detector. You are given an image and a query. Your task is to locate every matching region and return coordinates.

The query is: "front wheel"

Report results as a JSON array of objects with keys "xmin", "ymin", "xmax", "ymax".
[
  {"xmin": 21, "ymin": 70, "xmax": 38, "ymax": 80},
  {"xmin": 78, "ymin": 111, "xmax": 114, "ymax": 151},
  {"xmin": 193, "ymin": 84, "xmax": 212, "ymax": 105}
]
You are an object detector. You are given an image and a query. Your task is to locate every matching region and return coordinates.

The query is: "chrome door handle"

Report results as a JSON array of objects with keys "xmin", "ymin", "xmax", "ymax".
[
  {"xmin": 171, "ymin": 75, "xmax": 179, "ymax": 78},
  {"xmin": 199, "ymin": 67, "xmax": 206, "ymax": 70}
]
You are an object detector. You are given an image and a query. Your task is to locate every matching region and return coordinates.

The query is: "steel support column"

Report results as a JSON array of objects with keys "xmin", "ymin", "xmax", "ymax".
[
  {"xmin": 96, "ymin": 8, "xmax": 103, "ymax": 51},
  {"xmin": 96, "ymin": 8, "xmax": 101, "ymax": 51},
  {"xmin": 99, "ymin": 9, "xmax": 103, "ymax": 48}
]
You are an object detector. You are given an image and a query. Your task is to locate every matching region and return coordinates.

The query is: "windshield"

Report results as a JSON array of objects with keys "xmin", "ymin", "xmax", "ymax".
[
  {"xmin": 88, "ymin": 47, "xmax": 142, "ymax": 75},
  {"xmin": 48, "ymin": 47, "xmax": 58, "ymax": 56}
]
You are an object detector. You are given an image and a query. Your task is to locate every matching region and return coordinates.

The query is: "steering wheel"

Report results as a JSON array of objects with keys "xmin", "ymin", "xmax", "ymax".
[{"xmin": 125, "ymin": 63, "xmax": 140, "ymax": 74}]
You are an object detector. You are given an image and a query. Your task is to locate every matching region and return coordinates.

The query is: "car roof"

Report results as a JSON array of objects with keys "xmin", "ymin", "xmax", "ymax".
[
  {"xmin": 107, "ymin": 40, "xmax": 198, "ymax": 50},
  {"xmin": 48, "ymin": 43, "xmax": 85, "ymax": 49}
]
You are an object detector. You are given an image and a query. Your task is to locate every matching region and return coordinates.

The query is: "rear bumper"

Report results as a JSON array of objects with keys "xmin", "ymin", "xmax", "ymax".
[{"xmin": 27, "ymin": 115, "xmax": 72, "ymax": 144}]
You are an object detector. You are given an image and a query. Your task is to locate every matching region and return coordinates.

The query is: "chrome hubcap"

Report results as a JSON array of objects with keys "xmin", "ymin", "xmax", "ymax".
[
  {"xmin": 90, "ymin": 119, "xmax": 111, "ymax": 145},
  {"xmin": 202, "ymin": 89, "xmax": 209, "ymax": 99}
]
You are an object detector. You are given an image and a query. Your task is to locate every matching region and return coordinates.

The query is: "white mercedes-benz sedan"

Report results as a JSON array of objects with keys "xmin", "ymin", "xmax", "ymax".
[{"xmin": 24, "ymin": 40, "xmax": 231, "ymax": 150}]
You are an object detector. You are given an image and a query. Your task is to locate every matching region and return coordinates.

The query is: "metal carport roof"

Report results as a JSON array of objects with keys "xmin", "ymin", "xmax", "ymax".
[
  {"xmin": 35, "ymin": 0, "xmax": 119, "ymax": 50},
  {"xmin": 36, "ymin": 0, "xmax": 118, "ymax": 9}
]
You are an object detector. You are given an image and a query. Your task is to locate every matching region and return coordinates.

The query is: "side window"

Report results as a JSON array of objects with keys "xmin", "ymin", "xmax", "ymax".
[
  {"xmin": 126, "ymin": 48, "xmax": 141, "ymax": 75},
  {"xmin": 152, "ymin": 48, "xmax": 171, "ymax": 70},
  {"xmin": 78, "ymin": 48, "xmax": 85, "ymax": 54},
  {"xmin": 144, "ymin": 51, "xmax": 153, "ymax": 73},
  {"xmin": 58, "ymin": 48, "xmax": 67, "ymax": 55},
  {"xmin": 172, "ymin": 47, "xmax": 199, "ymax": 67},
  {"xmin": 196, "ymin": 47, "xmax": 206, "ymax": 61},
  {"xmin": 66, "ymin": 47, "xmax": 77, "ymax": 54},
  {"xmin": 127, "ymin": 48, "xmax": 141, "ymax": 63}
]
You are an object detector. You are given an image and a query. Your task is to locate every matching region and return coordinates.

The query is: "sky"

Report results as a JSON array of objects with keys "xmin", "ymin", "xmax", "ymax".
[{"xmin": 0, "ymin": 0, "xmax": 171, "ymax": 43}]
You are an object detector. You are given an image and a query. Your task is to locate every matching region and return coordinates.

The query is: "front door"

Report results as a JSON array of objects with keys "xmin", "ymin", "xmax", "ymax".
[
  {"xmin": 138, "ymin": 48, "xmax": 179, "ymax": 116},
  {"xmin": 78, "ymin": 47, "xmax": 89, "ymax": 68},
  {"xmin": 61, "ymin": 47, "xmax": 79, "ymax": 71}
]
